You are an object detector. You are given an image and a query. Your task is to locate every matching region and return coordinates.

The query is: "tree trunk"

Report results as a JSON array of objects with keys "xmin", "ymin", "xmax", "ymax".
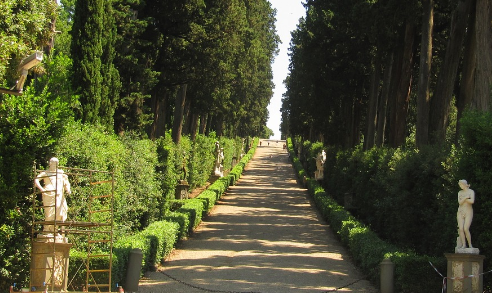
[
  {"xmin": 364, "ymin": 51, "xmax": 382, "ymax": 150},
  {"xmin": 206, "ymin": 114, "xmax": 213, "ymax": 136},
  {"xmin": 182, "ymin": 100, "xmax": 191, "ymax": 135},
  {"xmin": 190, "ymin": 112, "xmax": 199, "ymax": 141},
  {"xmin": 199, "ymin": 113, "xmax": 208, "ymax": 134},
  {"xmin": 429, "ymin": 0, "xmax": 472, "ymax": 144},
  {"xmin": 389, "ymin": 21, "xmax": 415, "ymax": 148},
  {"xmin": 215, "ymin": 114, "xmax": 224, "ymax": 137},
  {"xmin": 457, "ymin": 0, "xmax": 477, "ymax": 137},
  {"xmin": 416, "ymin": 0, "xmax": 434, "ymax": 148},
  {"xmin": 172, "ymin": 84, "xmax": 187, "ymax": 144},
  {"xmin": 472, "ymin": 0, "xmax": 492, "ymax": 110},
  {"xmin": 149, "ymin": 90, "xmax": 167, "ymax": 140},
  {"xmin": 351, "ymin": 96, "xmax": 362, "ymax": 148},
  {"xmin": 376, "ymin": 52, "xmax": 394, "ymax": 147}
]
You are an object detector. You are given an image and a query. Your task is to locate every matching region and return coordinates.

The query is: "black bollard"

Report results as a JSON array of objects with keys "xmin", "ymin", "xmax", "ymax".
[{"xmin": 125, "ymin": 248, "xmax": 143, "ymax": 292}]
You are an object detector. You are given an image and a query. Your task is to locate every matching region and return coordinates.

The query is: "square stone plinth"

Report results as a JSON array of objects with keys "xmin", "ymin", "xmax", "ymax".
[
  {"xmin": 31, "ymin": 241, "xmax": 72, "ymax": 291},
  {"xmin": 445, "ymin": 253, "xmax": 485, "ymax": 293}
]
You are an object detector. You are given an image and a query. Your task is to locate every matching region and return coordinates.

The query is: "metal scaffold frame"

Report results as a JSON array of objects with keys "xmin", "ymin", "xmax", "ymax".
[{"xmin": 31, "ymin": 165, "xmax": 115, "ymax": 292}]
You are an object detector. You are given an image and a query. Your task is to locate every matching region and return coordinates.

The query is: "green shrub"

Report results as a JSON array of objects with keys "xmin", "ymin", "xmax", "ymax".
[
  {"xmin": 0, "ymin": 85, "xmax": 76, "ymax": 289},
  {"xmin": 197, "ymin": 190, "xmax": 219, "ymax": 212},
  {"xmin": 458, "ymin": 110, "xmax": 492, "ymax": 288},
  {"xmin": 68, "ymin": 249, "xmax": 117, "ymax": 292},
  {"xmin": 155, "ymin": 135, "xmax": 181, "ymax": 206},
  {"xmin": 112, "ymin": 220, "xmax": 179, "ymax": 283},
  {"xmin": 188, "ymin": 134, "xmax": 215, "ymax": 189},
  {"xmin": 177, "ymin": 199, "xmax": 205, "ymax": 231},
  {"xmin": 162, "ymin": 211, "xmax": 191, "ymax": 239},
  {"xmin": 295, "ymin": 136, "xmax": 457, "ymax": 257},
  {"xmin": 54, "ymin": 122, "xmax": 162, "ymax": 235},
  {"xmin": 288, "ymin": 138, "xmax": 447, "ymax": 292}
]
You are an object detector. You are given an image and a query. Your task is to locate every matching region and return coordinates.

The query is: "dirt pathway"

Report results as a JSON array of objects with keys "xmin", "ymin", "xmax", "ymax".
[{"xmin": 138, "ymin": 139, "xmax": 378, "ymax": 293}]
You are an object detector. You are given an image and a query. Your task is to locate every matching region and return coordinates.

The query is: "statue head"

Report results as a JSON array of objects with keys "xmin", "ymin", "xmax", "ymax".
[
  {"xmin": 49, "ymin": 157, "xmax": 59, "ymax": 170},
  {"xmin": 459, "ymin": 179, "xmax": 470, "ymax": 188}
]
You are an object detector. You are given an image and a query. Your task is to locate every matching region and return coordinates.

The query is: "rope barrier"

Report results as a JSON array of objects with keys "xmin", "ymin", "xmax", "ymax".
[{"xmin": 429, "ymin": 261, "xmax": 492, "ymax": 293}]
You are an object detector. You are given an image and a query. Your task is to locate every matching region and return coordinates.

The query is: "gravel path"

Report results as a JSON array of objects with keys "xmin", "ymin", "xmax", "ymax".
[{"xmin": 138, "ymin": 140, "xmax": 378, "ymax": 293}]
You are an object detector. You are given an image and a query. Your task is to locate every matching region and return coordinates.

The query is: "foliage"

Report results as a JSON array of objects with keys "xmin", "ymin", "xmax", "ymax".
[
  {"xmin": 155, "ymin": 134, "xmax": 182, "ymax": 205},
  {"xmin": 287, "ymin": 138, "xmax": 446, "ymax": 292},
  {"xmin": 162, "ymin": 210, "xmax": 191, "ymax": 240},
  {"xmin": 304, "ymin": 140, "xmax": 457, "ymax": 256},
  {"xmin": 188, "ymin": 134, "xmax": 216, "ymax": 189},
  {"xmin": 53, "ymin": 122, "xmax": 161, "ymax": 235},
  {"xmin": 282, "ymin": 0, "xmax": 480, "ymax": 149},
  {"xmin": 458, "ymin": 110, "xmax": 492, "ymax": 285},
  {"xmin": 69, "ymin": 220, "xmax": 180, "ymax": 290},
  {"xmin": 71, "ymin": 0, "xmax": 120, "ymax": 128},
  {"xmin": 68, "ymin": 137, "xmax": 258, "ymax": 289},
  {"xmin": 0, "ymin": 84, "xmax": 75, "ymax": 289},
  {"xmin": 0, "ymin": 0, "xmax": 57, "ymax": 82}
]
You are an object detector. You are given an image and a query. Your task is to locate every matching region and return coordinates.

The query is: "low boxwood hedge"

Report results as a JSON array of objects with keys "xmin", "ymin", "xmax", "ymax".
[
  {"xmin": 68, "ymin": 137, "xmax": 260, "ymax": 290},
  {"xmin": 287, "ymin": 138, "xmax": 445, "ymax": 292}
]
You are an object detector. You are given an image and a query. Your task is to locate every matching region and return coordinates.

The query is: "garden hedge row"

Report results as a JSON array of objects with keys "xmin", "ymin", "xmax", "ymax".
[
  {"xmin": 287, "ymin": 138, "xmax": 446, "ymax": 292},
  {"xmin": 68, "ymin": 138, "xmax": 259, "ymax": 290}
]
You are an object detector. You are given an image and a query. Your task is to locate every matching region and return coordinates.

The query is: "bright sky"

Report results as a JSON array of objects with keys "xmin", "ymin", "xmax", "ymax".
[{"xmin": 267, "ymin": 0, "xmax": 306, "ymax": 140}]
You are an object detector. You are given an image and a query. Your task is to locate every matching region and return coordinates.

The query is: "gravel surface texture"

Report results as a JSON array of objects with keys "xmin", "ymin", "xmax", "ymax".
[{"xmin": 137, "ymin": 140, "xmax": 378, "ymax": 293}]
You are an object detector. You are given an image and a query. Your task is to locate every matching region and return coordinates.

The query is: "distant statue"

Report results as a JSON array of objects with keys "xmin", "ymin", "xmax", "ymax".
[
  {"xmin": 315, "ymin": 150, "xmax": 326, "ymax": 180},
  {"xmin": 456, "ymin": 179, "xmax": 475, "ymax": 250},
  {"xmin": 214, "ymin": 141, "xmax": 224, "ymax": 177},
  {"xmin": 34, "ymin": 157, "xmax": 71, "ymax": 240},
  {"xmin": 181, "ymin": 151, "xmax": 188, "ymax": 183}
]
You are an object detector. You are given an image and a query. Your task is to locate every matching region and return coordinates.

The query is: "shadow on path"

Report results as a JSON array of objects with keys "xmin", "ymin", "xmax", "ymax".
[{"xmin": 139, "ymin": 140, "xmax": 378, "ymax": 293}]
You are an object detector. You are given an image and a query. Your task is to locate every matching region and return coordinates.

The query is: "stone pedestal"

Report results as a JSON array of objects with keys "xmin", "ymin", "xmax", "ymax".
[
  {"xmin": 444, "ymin": 253, "xmax": 484, "ymax": 293},
  {"xmin": 214, "ymin": 164, "xmax": 224, "ymax": 177},
  {"xmin": 31, "ymin": 241, "xmax": 72, "ymax": 291},
  {"xmin": 175, "ymin": 181, "xmax": 189, "ymax": 200}
]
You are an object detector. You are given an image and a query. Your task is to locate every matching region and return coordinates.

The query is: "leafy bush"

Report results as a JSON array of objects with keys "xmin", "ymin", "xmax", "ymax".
[
  {"xmin": 178, "ymin": 199, "xmax": 205, "ymax": 231},
  {"xmin": 287, "ymin": 138, "xmax": 447, "ymax": 292},
  {"xmin": 0, "ymin": 85, "xmax": 76, "ymax": 289},
  {"xmin": 188, "ymin": 134, "xmax": 215, "ymax": 189},
  {"xmin": 294, "ymin": 137, "xmax": 457, "ymax": 257},
  {"xmin": 54, "ymin": 122, "xmax": 161, "ymax": 235},
  {"xmin": 70, "ymin": 220, "xmax": 180, "ymax": 290},
  {"xmin": 458, "ymin": 110, "xmax": 492, "ymax": 287},
  {"xmin": 155, "ymin": 134, "xmax": 182, "ymax": 204}
]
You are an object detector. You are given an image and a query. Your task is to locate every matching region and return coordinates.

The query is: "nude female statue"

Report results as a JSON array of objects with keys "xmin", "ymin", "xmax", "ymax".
[{"xmin": 457, "ymin": 179, "xmax": 474, "ymax": 249}]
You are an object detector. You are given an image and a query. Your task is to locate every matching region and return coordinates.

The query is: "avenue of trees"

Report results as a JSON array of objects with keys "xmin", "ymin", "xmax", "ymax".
[
  {"xmin": 0, "ymin": 0, "xmax": 278, "ymax": 289},
  {"xmin": 282, "ymin": 0, "xmax": 492, "ymax": 289},
  {"xmin": 2, "ymin": 0, "xmax": 279, "ymax": 140},
  {"xmin": 281, "ymin": 0, "xmax": 492, "ymax": 149}
]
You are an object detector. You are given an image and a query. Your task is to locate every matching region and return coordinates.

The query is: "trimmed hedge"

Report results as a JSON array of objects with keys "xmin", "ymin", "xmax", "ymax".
[
  {"xmin": 67, "ymin": 137, "xmax": 259, "ymax": 290},
  {"xmin": 287, "ymin": 138, "xmax": 446, "ymax": 292}
]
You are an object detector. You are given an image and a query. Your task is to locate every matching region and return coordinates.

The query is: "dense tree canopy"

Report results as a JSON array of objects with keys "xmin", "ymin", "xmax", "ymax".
[
  {"xmin": 0, "ymin": 0, "xmax": 57, "ymax": 84},
  {"xmin": 0, "ymin": 0, "xmax": 278, "ymax": 288},
  {"xmin": 282, "ymin": 0, "xmax": 492, "ymax": 149}
]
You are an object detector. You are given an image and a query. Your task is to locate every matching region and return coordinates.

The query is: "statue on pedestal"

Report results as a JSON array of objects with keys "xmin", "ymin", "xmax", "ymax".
[
  {"xmin": 455, "ymin": 179, "xmax": 479, "ymax": 254},
  {"xmin": 315, "ymin": 150, "xmax": 326, "ymax": 180},
  {"xmin": 34, "ymin": 157, "xmax": 71, "ymax": 242},
  {"xmin": 214, "ymin": 141, "xmax": 224, "ymax": 177}
]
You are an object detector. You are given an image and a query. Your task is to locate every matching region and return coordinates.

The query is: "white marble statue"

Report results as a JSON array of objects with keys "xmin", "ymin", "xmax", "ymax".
[
  {"xmin": 455, "ymin": 179, "xmax": 478, "ymax": 253},
  {"xmin": 315, "ymin": 150, "xmax": 326, "ymax": 180},
  {"xmin": 214, "ymin": 142, "xmax": 224, "ymax": 177},
  {"xmin": 34, "ymin": 157, "xmax": 71, "ymax": 240}
]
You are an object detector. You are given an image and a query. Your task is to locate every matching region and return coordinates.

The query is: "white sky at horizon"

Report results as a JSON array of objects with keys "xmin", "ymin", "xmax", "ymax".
[{"xmin": 266, "ymin": 0, "xmax": 306, "ymax": 140}]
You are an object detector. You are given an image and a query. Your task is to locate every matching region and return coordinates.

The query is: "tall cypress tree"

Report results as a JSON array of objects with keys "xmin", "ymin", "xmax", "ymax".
[
  {"xmin": 71, "ymin": 0, "xmax": 119, "ymax": 127},
  {"xmin": 99, "ymin": 0, "xmax": 121, "ymax": 128}
]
